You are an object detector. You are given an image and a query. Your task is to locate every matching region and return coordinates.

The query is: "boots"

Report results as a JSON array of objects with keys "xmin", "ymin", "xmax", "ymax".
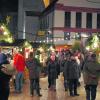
[
  {"xmin": 36, "ymin": 88, "xmax": 42, "ymax": 97},
  {"xmin": 85, "ymin": 86, "xmax": 90, "ymax": 100},
  {"xmin": 74, "ymin": 89, "xmax": 79, "ymax": 96}
]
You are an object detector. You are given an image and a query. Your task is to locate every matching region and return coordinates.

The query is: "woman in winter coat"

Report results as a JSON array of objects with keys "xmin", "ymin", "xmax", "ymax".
[
  {"xmin": 26, "ymin": 52, "xmax": 42, "ymax": 96},
  {"xmin": 64, "ymin": 54, "xmax": 80, "ymax": 96},
  {"xmin": 47, "ymin": 55, "xmax": 58, "ymax": 91},
  {"xmin": 83, "ymin": 53, "xmax": 100, "ymax": 100},
  {"xmin": 0, "ymin": 53, "xmax": 12, "ymax": 100}
]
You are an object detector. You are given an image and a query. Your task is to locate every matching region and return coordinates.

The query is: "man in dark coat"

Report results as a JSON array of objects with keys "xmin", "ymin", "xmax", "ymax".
[
  {"xmin": 26, "ymin": 52, "xmax": 42, "ymax": 96},
  {"xmin": 64, "ymin": 54, "xmax": 80, "ymax": 96},
  {"xmin": 47, "ymin": 55, "xmax": 57, "ymax": 91}
]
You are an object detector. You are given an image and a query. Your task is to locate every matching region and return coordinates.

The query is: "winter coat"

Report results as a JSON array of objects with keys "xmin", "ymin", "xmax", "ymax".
[
  {"xmin": 64, "ymin": 60, "xmax": 80, "ymax": 80},
  {"xmin": 83, "ymin": 60, "xmax": 100, "ymax": 85},
  {"xmin": 0, "ymin": 54, "xmax": 12, "ymax": 99},
  {"xmin": 0, "ymin": 68, "xmax": 11, "ymax": 89},
  {"xmin": 26, "ymin": 58, "xmax": 41, "ymax": 79},
  {"xmin": 47, "ymin": 60, "xmax": 57, "ymax": 80},
  {"xmin": 55, "ymin": 58, "xmax": 60, "ymax": 76},
  {"xmin": 0, "ymin": 53, "xmax": 8, "ymax": 66}
]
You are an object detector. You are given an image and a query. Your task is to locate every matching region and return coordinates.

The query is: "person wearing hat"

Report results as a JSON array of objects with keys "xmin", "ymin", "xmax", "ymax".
[
  {"xmin": 83, "ymin": 53, "xmax": 100, "ymax": 100},
  {"xmin": 0, "ymin": 53, "xmax": 12, "ymax": 100}
]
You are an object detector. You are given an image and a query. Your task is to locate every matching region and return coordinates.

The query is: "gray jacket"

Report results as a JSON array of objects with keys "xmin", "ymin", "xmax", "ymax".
[
  {"xmin": 26, "ymin": 58, "xmax": 41, "ymax": 79},
  {"xmin": 64, "ymin": 60, "xmax": 80, "ymax": 80},
  {"xmin": 83, "ymin": 60, "xmax": 100, "ymax": 85}
]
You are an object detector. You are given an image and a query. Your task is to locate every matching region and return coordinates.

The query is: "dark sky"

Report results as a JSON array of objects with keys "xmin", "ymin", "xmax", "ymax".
[
  {"xmin": 0, "ymin": 0, "xmax": 57, "ymax": 12},
  {"xmin": 0, "ymin": 0, "xmax": 18, "ymax": 12}
]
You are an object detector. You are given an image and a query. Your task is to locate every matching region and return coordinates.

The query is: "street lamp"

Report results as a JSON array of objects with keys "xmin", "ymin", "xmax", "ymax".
[{"xmin": 46, "ymin": 29, "xmax": 52, "ymax": 44}]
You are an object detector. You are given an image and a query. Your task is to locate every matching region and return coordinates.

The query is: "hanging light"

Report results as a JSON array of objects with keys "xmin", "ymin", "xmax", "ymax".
[
  {"xmin": 86, "ymin": 46, "xmax": 90, "ymax": 51},
  {"xmin": 3, "ymin": 31, "xmax": 8, "ymax": 35}
]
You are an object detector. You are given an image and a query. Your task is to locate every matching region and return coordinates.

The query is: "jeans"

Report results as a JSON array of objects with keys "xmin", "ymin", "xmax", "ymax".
[
  {"xmin": 64, "ymin": 80, "xmax": 68, "ymax": 90},
  {"xmin": 48, "ymin": 76, "xmax": 56, "ymax": 89},
  {"xmin": 15, "ymin": 72, "xmax": 24, "ymax": 92},
  {"xmin": 85, "ymin": 85, "xmax": 97, "ymax": 100},
  {"xmin": 68, "ymin": 79, "xmax": 78, "ymax": 95},
  {"xmin": 30, "ymin": 78, "xmax": 40, "ymax": 95}
]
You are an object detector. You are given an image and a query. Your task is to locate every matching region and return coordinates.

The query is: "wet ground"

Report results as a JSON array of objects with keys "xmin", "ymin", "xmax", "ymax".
[{"xmin": 9, "ymin": 74, "xmax": 100, "ymax": 100}]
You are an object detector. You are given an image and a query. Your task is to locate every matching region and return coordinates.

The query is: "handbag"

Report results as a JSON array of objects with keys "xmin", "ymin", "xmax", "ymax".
[{"xmin": 1, "ymin": 63, "xmax": 16, "ymax": 75}]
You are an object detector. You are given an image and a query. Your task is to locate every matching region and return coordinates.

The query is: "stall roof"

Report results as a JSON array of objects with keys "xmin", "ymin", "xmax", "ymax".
[
  {"xmin": 12, "ymin": 39, "xmax": 26, "ymax": 46},
  {"xmin": 30, "ymin": 42, "xmax": 40, "ymax": 48},
  {"xmin": 0, "ymin": 39, "xmax": 26, "ymax": 47},
  {"xmin": 0, "ymin": 41, "xmax": 13, "ymax": 47}
]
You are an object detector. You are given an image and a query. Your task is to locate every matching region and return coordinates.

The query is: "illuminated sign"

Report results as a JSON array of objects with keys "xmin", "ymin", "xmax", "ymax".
[{"xmin": 38, "ymin": 31, "xmax": 46, "ymax": 36}]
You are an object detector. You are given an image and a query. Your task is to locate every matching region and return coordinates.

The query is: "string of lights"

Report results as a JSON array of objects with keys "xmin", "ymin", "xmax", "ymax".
[
  {"xmin": 13, "ymin": 30, "xmax": 100, "ymax": 43},
  {"xmin": 86, "ymin": 0, "xmax": 100, "ymax": 3}
]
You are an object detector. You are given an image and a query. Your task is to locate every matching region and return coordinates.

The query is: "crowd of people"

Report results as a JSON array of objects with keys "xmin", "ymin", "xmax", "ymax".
[{"xmin": 0, "ymin": 49, "xmax": 100, "ymax": 100}]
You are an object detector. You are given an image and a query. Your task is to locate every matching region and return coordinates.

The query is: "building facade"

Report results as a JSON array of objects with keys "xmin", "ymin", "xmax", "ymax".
[
  {"xmin": 18, "ymin": 0, "xmax": 100, "ymax": 46},
  {"xmin": 18, "ymin": 0, "xmax": 45, "ymax": 41},
  {"xmin": 18, "ymin": 0, "xmax": 57, "ymax": 42},
  {"xmin": 52, "ymin": 0, "xmax": 100, "ymax": 45}
]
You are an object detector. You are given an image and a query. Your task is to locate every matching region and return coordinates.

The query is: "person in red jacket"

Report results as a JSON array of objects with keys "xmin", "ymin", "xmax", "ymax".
[{"xmin": 13, "ymin": 51, "xmax": 25, "ymax": 93}]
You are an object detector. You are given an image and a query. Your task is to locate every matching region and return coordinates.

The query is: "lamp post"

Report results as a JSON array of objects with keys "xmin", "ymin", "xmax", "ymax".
[{"xmin": 47, "ymin": 29, "xmax": 54, "ymax": 45}]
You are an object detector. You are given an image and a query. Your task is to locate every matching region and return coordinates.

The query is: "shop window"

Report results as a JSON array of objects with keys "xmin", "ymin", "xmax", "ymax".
[
  {"xmin": 64, "ymin": 32, "xmax": 70, "ymax": 40},
  {"xmin": 75, "ymin": 33, "xmax": 81, "ymax": 40}
]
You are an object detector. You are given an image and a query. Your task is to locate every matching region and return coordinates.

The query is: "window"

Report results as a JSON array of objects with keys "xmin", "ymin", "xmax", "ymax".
[
  {"xmin": 47, "ymin": 16, "xmax": 49, "ymax": 28},
  {"xmin": 65, "ymin": 12, "xmax": 71, "ymax": 27},
  {"xmin": 97, "ymin": 13, "xmax": 100, "ymax": 28},
  {"xmin": 43, "ymin": 18, "xmax": 45, "ymax": 29},
  {"xmin": 76, "ymin": 12, "xmax": 82, "ymax": 28},
  {"xmin": 75, "ymin": 33, "xmax": 81, "ymax": 40},
  {"xmin": 45, "ymin": 17, "xmax": 48, "ymax": 28},
  {"xmin": 97, "ymin": 32, "xmax": 100, "ymax": 39},
  {"xmin": 64, "ymin": 32, "xmax": 70, "ymax": 40},
  {"xmin": 86, "ymin": 13, "xmax": 92, "ymax": 28}
]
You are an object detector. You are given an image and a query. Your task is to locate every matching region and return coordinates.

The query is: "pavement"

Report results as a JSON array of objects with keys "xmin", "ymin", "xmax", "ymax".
[{"xmin": 9, "ymin": 74, "xmax": 100, "ymax": 100}]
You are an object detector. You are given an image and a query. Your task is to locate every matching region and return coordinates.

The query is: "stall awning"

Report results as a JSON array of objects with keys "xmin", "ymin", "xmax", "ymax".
[
  {"xmin": 55, "ymin": 45, "xmax": 72, "ymax": 51},
  {"xmin": 0, "ymin": 39, "xmax": 26, "ymax": 47}
]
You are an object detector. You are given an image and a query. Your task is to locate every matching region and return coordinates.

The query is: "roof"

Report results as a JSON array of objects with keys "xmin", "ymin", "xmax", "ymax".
[{"xmin": 0, "ymin": 39, "xmax": 26, "ymax": 47}]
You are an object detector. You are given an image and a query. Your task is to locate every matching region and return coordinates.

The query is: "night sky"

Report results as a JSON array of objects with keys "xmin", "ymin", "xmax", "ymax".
[
  {"xmin": 0, "ymin": 0, "xmax": 57, "ymax": 12},
  {"xmin": 0, "ymin": 0, "xmax": 18, "ymax": 12}
]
